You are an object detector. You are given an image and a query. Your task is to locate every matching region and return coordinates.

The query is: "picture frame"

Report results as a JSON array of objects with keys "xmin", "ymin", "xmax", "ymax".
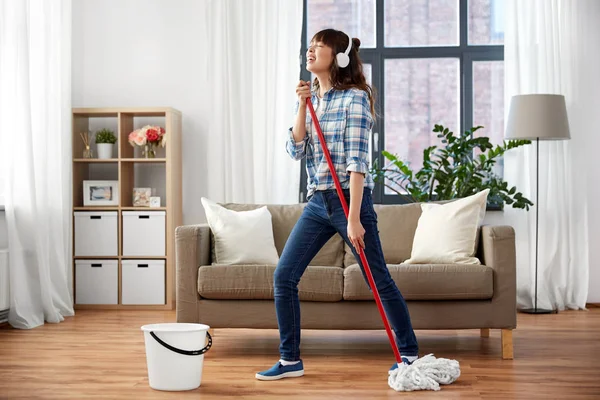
[
  {"xmin": 133, "ymin": 187, "xmax": 152, "ymax": 207},
  {"xmin": 83, "ymin": 180, "xmax": 119, "ymax": 206}
]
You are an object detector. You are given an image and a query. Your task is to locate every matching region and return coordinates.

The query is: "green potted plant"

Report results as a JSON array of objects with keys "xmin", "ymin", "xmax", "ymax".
[
  {"xmin": 370, "ymin": 124, "xmax": 534, "ymax": 210},
  {"xmin": 95, "ymin": 128, "xmax": 117, "ymax": 159}
]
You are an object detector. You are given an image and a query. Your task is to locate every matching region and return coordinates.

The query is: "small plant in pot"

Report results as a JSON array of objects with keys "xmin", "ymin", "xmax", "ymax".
[{"xmin": 95, "ymin": 128, "xmax": 117, "ymax": 159}]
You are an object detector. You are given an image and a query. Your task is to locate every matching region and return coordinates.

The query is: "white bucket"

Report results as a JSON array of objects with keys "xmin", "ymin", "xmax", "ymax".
[{"xmin": 141, "ymin": 323, "xmax": 212, "ymax": 391}]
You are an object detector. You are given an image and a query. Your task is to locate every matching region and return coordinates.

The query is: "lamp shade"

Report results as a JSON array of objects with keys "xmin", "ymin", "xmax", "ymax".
[{"xmin": 505, "ymin": 94, "xmax": 571, "ymax": 140}]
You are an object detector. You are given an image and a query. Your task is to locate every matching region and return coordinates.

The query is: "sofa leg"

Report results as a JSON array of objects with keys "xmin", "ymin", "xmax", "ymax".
[
  {"xmin": 501, "ymin": 329, "xmax": 513, "ymax": 360},
  {"xmin": 480, "ymin": 328, "xmax": 490, "ymax": 338}
]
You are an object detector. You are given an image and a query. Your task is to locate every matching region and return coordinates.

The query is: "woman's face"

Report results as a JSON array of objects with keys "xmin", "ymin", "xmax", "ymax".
[{"xmin": 306, "ymin": 40, "xmax": 334, "ymax": 74}]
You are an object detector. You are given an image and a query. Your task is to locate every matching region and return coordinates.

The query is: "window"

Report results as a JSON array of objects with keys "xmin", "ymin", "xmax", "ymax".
[
  {"xmin": 300, "ymin": 0, "xmax": 504, "ymax": 204},
  {"xmin": 307, "ymin": 0, "xmax": 376, "ymax": 48},
  {"xmin": 469, "ymin": 0, "xmax": 504, "ymax": 45},
  {"xmin": 385, "ymin": 0, "xmax": 459, "ymax": 47},
  {"xmin": 384, "ymin": 58, "xmax": 460, "ymax": 188}
]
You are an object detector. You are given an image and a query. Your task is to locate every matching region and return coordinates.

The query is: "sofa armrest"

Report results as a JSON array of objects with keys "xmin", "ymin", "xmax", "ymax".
[
  {"xmin": 480, "ymin": 225, "xmax": 517, "ymax": 328},
  {"xmin": 175, "ymin": 224, "xmax": 211, "ymax": 322}
]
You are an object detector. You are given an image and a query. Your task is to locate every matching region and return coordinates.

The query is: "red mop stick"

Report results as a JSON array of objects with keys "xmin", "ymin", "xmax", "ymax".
[{"xmin": 306, "ymin": 98, "xmax": 402, "ymax": 364}]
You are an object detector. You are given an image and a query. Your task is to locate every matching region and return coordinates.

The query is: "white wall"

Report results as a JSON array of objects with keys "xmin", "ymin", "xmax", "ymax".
[
  {"xmin": 0, "ymin": 211, "xmax": 6, "ymax": 250},
  {"xmin": 583, "ymin": 19, "xmax": 600, "ymax": 303},
  {"xmin": 586, "ymin": 136, "xmax": 600, "ymax": 303},
  {"xmin": 72, "ymin": 0, "xmax": 210, "ymax": 224},
  {"xmin": 482, "ymin": 211, "xmax": 504, "ymax": 227},
  {"xmin": 72, "ymin": 0, "xmax": 599, "ymax": 303}
]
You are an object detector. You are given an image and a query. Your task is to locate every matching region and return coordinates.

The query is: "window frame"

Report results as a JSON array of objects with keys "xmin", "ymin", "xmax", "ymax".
[{"xmin": 298, "ymin": 0, "xmax": 504, "ymax": 207}]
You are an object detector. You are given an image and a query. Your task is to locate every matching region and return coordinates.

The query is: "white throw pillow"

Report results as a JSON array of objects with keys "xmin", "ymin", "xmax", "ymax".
[
  {"xmin": 404, "ymin": 189, "xmax": 490, "ymax": 265},
  {"xmin": 200, "ymin": 197, "xmax": 280, "ymax": 265}
]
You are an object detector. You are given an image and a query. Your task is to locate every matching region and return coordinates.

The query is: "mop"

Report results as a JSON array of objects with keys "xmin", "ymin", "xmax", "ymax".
[{"xmin": 306, "ymin": 98, "xmax": 461, "ymax": 392}]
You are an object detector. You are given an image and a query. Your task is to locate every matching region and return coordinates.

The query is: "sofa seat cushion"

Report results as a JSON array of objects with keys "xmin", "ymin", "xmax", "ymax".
[
  {"xmin": 198, "ymin": 264, "xmax": 343, "ymax": 302},
  {"xmin": 343, "ymin": 263, "xmax": 493, "ymax": 301}
]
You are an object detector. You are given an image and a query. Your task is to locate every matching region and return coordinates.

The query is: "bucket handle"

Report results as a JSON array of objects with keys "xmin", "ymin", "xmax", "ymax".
[{"xmin": 149, "ymin": 331, "xmax": 212, "ymax": 356}]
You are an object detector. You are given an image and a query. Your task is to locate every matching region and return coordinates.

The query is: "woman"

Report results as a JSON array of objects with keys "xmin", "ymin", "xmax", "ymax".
[{"xmin": 256, "ymin": 29, "xmax": 419, "ymax": 381}]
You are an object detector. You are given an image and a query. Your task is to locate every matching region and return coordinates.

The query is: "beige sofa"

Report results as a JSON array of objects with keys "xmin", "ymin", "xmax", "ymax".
[{"xmin": 176, "ymin": 202, "xmax": 516, "ymax": 359}]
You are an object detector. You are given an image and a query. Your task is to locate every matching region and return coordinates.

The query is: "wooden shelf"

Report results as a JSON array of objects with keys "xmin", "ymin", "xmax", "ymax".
[
  {"xmin": 120, "ymin": 207, "xmax": 167, "ymax": 211},
  {"xmin": 74, "ymin": 206, "xmax": 119, "ymax": 211},
  {"xmin": 73, "ymin": 107, "xmax": 181, "ymax": 117},
  {"xmin": 120, "ymin": 158, "xmax": 166, "ymax": 163},
  {"xmin": 74, "ymin": 255, "xmax": 166, "ymax": 260},
  {"xmin": 74, "ymin": 255, "xmax": 119, "ymax": 259},
  {"xmin": 74, "ymin": 303, "xmax": 173, "ymax": 311},
  {"xmin": 73, "ymin": 158, "xmax": 118, "ymax": 163},
  {"xmin": 73, "ymin": 207, "xmax": 166, "ymax": 211},
  {"xmin": 73, "ymin": 158, "xmax": 166, "ymax": 163},
  {"xmin": 120, "ymin": 256, "xmax": 166, "ymax": 259},
  {"xmin": 72, "ymin": 106, "xmax": 182, "ymax": 311},
  {"xmin": 72, "ymin": 111, "xmax": 118, "ymax": 117}
]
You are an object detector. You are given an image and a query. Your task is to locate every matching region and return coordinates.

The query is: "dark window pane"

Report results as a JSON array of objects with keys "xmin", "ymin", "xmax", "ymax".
[
  {"xmin": 307, "ymin": 0, "xmax": 376, "ymax": 48},
  {"xmin": 384, "ymin": 58, "xmax": 459, "ymax": 194},
  {"xmin": 363, "ymin": 63, "xmax": 372, "ymax": 86},
  {"xmin": 385, "ymin": 0, "xmax": 459, "ymax": 47},
  {"xmin": 468, "ymin": 0, "xmax": 504, "ymax": 45}
]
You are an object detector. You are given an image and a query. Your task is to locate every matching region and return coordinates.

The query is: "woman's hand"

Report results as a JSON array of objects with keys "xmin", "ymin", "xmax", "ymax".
[
  {"xmin": 296, "ymin": 80, "xmax": 311, "ymax": 105},
  {"xmin": 347, "ymin": 219, "xmax": 365, "ymax": 251}
]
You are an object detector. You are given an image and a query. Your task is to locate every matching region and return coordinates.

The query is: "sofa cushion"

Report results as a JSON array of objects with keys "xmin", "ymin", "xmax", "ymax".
[
  {"xmin": 344, "ymin": 203, "xmax": 423, "ymax": 267},
  {"xmin": 404, "ymin": 189, "xmax": 489, "ymax": 265},
  {"xmin": 201, "ymin": 197, "xmax": 279, "ymax": 265},
  {"xmin": 215, "ymin": 203, "xmax": 345, "ymax": 267},
  {"xmin": 198, "ymin": 264, "xmax": 343, "ymax": 302},
  {"xmin": 343, "ymin": 263, "xmax": 493, "ymax": 300}
]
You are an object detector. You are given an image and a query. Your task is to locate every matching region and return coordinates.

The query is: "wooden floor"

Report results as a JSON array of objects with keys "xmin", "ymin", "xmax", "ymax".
[{"xmin": 1, "ymin": 309, "xmax": 599, "ymax": 399}]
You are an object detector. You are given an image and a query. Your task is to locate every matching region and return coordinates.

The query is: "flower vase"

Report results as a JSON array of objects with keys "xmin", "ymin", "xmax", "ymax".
[
  {"xmin": 83, "ymin": 146, "xmax": 93, "ymax": 159},
  {"xmin": 144, "ymin": 144, "xmax": 156, "ymax": 158}
]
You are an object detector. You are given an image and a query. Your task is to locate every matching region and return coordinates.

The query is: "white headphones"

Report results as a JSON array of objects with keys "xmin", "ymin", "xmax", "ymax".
[{"xmin": 336, "ymin": 31, "xmax": 352, "ymax": 68}]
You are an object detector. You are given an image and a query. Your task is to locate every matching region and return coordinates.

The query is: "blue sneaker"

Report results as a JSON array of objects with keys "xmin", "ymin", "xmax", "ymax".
[
  {"xmin": 255, "ymin": 360, "xmax": 304, "ymax": 381},
  {"xmin": 389, "ymin": 356, "xmax": 417, "ymax": 372}
]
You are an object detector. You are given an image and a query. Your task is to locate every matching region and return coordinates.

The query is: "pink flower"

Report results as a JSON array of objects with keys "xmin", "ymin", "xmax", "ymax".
[
  {"xmin": 128, "ymin": 125, "xmax": 166, "ymax": 148},
  {"xmin": 129, "ymin": 129, "xmax": 146, "ymax": 146},
  {"xmin": 128, "ymin": 130, "xmax": 142, "ymax": 146},
  {"xmin": 128, "ymin": 131, "xmax": 136, "ymax": 144}
]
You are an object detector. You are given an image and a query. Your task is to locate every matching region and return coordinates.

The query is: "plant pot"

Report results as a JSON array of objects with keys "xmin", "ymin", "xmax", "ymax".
[{"xmin": 97, "ymin": 143, "xmax": 113, "ymax": 159}]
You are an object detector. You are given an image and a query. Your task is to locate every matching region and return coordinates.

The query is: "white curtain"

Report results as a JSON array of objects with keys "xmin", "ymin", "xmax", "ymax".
[
  {"xmin": 504, "ymin": 0, "xmax": 600, "ymax": 310},
  {"xmin": 0, "ymin": 0, "xmax": 74, "ymax": 328},
  {"xmin": 204, "ymin": 0, "xmax": 303, "ymax": 204}
]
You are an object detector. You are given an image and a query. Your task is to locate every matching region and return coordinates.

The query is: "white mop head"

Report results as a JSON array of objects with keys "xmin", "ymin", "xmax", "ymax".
[{"xmin": 388, "ymin": 354, "xmax": 460, "ymax": 391}]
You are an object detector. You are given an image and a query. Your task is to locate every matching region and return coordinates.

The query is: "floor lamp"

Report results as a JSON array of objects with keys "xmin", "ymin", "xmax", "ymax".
[{"xmin": 505, "ymin": 94, "xmax": 571, "ymax": 314}]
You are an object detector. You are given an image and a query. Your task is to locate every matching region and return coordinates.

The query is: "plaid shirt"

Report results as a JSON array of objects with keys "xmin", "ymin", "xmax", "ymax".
[{"xmin": 286, "ymin": 87, "xmax": 375, "ymax": 198}]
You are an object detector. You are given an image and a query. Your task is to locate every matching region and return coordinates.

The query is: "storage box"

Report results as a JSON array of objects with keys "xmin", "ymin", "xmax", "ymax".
[
  {"xmin": 122, "ymin": 211, "xmax": 166, "ymax": 256},
  {"xmin": 121, "ymin": 259, "xmax": 165, "ymax": 305},
  {"xmin": 74, "ymin": 211, "xmax": 118, "ymax": 256},
  {"xmin": 75, "ymin": 259, "xmax": 118, "ymax": 304}
]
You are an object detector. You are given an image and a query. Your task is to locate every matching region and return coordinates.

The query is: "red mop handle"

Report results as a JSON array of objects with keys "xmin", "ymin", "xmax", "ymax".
[{"xmin": 306, "ymin": 98, "xmax": 402, "ymax": 364}]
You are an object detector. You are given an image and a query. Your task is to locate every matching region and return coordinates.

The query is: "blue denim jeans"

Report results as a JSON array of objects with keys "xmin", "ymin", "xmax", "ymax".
[{"xmin": 273, "ymin": 187, "xmax": 419, "ymax": 361}]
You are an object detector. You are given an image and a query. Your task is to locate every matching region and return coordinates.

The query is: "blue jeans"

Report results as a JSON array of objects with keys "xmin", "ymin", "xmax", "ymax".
[{"xmin": 273, "ymin": 188, "xmax": 419, "ymax": 361}]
